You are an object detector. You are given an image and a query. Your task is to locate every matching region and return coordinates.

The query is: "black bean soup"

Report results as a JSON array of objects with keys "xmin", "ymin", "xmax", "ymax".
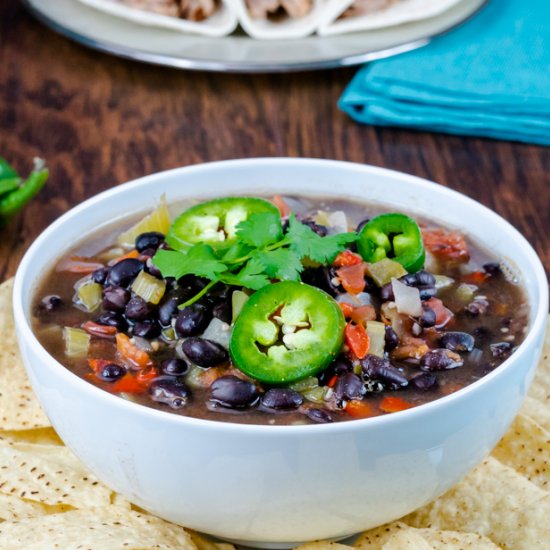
[{"xmin": 32, "ymin": 196, "xmax": 528, "ymax": 425}]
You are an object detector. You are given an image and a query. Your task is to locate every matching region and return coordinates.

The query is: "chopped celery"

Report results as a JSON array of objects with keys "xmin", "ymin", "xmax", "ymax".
[
  {"xmin": 302, "ymin": 386, "xmax": 327, "ymax": 403},
  {"xmin": 456, "ymin": 283, "xmax": 476, "ymax": 303},
  {"xmin": 289, "ymin": 376, "xmax": 318, "ymax": 392},
  {"xmin": 161, "ymin": 327, "xmax": 176, "ymax": 342},
  {"xmin": 77, "ymin": 283, "xmax": 102, "ymax": 312},
  {"xmin": 63, "ymin": 327, "xmax": 90, "ymax": 358},
  {"xmin": 366, "ymin": 321, "xmax": 386, "ymax": 357},
  {"xmin": 117, "ymin": 197, "xmax": 171, "ymax": 248},
  {"xmin": 434, "ymin": 275, "xmax": 455, "ymax": 290},
  {"xmin": 365, "ymin": 258, "xmax": 408, "ymax": 287},
  {"xmin": 185, "ymin": 365, "xmax": 206, "ymax": 389},
  {"xmin": 231, "ymin": 290, "xmax": 249, "ymax": 324},
  {"xmin": 131, "ymin": 271, "xmax": 166, "ymax": 304},
  {"xmin": 314, "ymin": 210, "xmax": 330, "ymax": 226}
]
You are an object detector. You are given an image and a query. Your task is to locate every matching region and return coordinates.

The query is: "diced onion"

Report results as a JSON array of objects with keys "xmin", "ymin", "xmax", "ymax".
[
  {"xmin": 391, "ymin": 278, "xmax": 422, "ymax": 316},
  {"xmin": 366, "ymin": 321, "xmax": 386, "ymax": 358},
  {"xmin": 434, "ymin": 275, "xmax": 455, "ymax": 290},
  {"xmin": 337, "ymin": 292, "xmax": 373, "ymax": 307},
  {"xmin": 327, "ymin": 210, "xmax": 348, "ymax": 235},
  {"xmin": 202, "ymin": 318, "xmax": 231, "ymax": 349}
]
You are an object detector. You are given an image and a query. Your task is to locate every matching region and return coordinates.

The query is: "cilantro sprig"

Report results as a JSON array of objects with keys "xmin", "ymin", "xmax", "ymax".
[{"xmin": 152, "ymin": 211, "xmax": 357, "ymax": 308}]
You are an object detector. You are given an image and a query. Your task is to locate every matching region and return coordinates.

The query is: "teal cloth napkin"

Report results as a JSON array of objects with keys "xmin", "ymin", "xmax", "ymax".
[{"xmin": 339, "ymin": 0, "xmax": 550, "ymax": 146}]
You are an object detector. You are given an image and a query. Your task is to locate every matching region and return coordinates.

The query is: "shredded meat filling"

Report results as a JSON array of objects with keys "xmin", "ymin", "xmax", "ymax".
[
  {"xmin": 246, "ymin": 0, "xmax": 313, "ymax": 19},
  {"xmin": 117, "ymin": 0, "xmax": 218, "ymax": 21}
]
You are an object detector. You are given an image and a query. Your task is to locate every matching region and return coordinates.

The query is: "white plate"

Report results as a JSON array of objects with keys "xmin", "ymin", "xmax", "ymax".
[{"xmin": 24, "ymin": 0, "xmax": 487, "ymax": 73}]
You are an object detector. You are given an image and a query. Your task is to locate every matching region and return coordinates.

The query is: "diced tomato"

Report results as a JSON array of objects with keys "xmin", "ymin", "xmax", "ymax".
[
  {"xmin": 345, "ymin": 400, "xmax": 374, "ymax": 418},
  {"xmin": 109, "ymin": 249, "xmax": 140, "ymax": 266},
  {"xmin": 462, "ymin": 271, "xmax": 490, "ymax": 285},
  {"xmin": 327, "ymin": 375, "xmax": 338, "ymax": 388},
  {"xmin": 350, "ymin": 305, "xmax": 377, "ymax": 326},
  {"xmin": 271, "ymin": 195, "xmax": 292, "ymax": 218},
  {"xmin": 380, "ymin": 396, "xmax": 414, "ymax": 413},
  {"xmin": 135, "ymin": 367, "xmax": 159, "ymax": 387},
  {"xmin": 422, "ymin": 228, "xmax": 469, "ymax": 263},
  {"xmin": 87, "ymin": 358, "xmax": 113, "ymax": 375},
  {"xmin": 424, "ymin": 297, "xmax": 454, "ymax": 328},
  {"xmin": 116, "ymin": 333, "xmax": 153, "ymax": 369},
  {"xmin": 55, "ymin": 257, "xmax": 104, "ymax": 274},
  {"xmin": 336, "ymin": 263, "xmax": 366, "ymax": 295},
  {"xmin": 333, "ymin": 250, "xmax": 363, "ymax": 267},
  {"xmin": 82, "ymin": 321, "xmax": 117, "ymax": 339},
  {"xmin": 110, "ymin": 373, "xmax": 147, "ymax": 394},
  {"xmin": 345, "ymin": 322, "xmax": 370, "ymax": 359},
  {"xmin": 339, "ymin": 302, "xmax": 354, "ymax": 318}
]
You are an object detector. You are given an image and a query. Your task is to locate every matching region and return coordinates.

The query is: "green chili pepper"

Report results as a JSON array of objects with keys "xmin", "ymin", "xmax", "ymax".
[
  {"xmin": 230, "ymin": 281, "xmax": 345, "ymax": 384},
  {"xmin": 0, "ymin": 158, "xmax": 18, "ymax": 180},
  {"xmin": 357, "ymin": 213, "xmax": 425, "ymax": 273},
  {"xmin": 166, "ymin": 197, "xmax": 279, "ymax": 251},
  {"xmin": 0, "ymin": 178, "xmax": 20, "ymax": 198},
  {"xmin": 0, "ymin": 158, "xmax": 48, "ymax": 226}
]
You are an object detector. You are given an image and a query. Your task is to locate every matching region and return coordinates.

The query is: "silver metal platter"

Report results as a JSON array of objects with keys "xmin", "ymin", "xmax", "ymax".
[{"xmin": 24, "ymin": 0, "xmax": 487, "ymax": 73}]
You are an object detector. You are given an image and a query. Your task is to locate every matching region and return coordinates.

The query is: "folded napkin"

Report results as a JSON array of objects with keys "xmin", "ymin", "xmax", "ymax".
[{"xmin": 339, "ymin": 0, "xmax": 550, "ymax": 146}]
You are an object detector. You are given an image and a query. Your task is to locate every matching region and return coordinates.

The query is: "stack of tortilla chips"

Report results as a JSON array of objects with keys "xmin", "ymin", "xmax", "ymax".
[{"xmin": 0, "ymin": 278, "xmax": 548, "ymax": 548}]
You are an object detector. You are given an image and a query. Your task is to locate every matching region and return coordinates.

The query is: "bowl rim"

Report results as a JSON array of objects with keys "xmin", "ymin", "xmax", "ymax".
[{"xmin": 13, "ymin": 157, "xmax": 549, "ymax": 435}]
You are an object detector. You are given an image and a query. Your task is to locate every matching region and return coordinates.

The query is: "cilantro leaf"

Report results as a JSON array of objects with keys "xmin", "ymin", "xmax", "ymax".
[
  {"xmin": 236, "ymin": 211, "xmax": 283, "ymax": 249},
  {"xmin": 219, "ymin": 257, "xmax": 270, "ymax": 290},
  {"xmin": 153, "ymin": 245, "xmax": 228, "ymax": 280},
  {"xmin": 253, "ymin": 249, "xmax": 303, "ymax": 281},
  {"xmin": 286, "ymin": 213, "xmax": 357, "ymax": 264}
]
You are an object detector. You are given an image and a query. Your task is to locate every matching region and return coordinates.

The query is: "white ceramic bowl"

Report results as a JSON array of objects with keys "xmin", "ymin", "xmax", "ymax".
[{"xmin": 13, "ymin": 159, "xmax": 548, "ymax": 547}]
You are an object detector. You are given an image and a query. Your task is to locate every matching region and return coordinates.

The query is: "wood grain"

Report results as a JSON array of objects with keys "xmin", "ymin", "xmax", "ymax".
[{"xmin": 1, "ymin": 1, "xmax": 549, "ymax": 284}]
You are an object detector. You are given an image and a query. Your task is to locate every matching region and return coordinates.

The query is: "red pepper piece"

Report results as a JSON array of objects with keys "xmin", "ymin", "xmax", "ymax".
[
  {"xmin": 333, "ymin": 250, "xmax": 363, "ymax": 267},
  {"xmin": 345, "ymin": 400, "xmax": 374, "ymax": 418},
  {"xmin": 380, "ymin": 396, "xmax": 414, "ymax": 413},
  {"xmin": 345, "ymin": 322, "xmax": 370, "ymax": 359}
]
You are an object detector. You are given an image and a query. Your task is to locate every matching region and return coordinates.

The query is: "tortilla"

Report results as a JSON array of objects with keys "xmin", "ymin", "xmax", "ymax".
[
  {"xmin": 403, "ymin": 457, "xmax": 550, "ymax": 549},
  {"xmin": 0, "ymin": 506, "xmax": 196, "ymax": 550},
  {"xmin": 0, "ymin": 492, "xmax": 72, "ymax": 522},
  {"xmin": 492, "ymin": 413, "xmax": 549, "ymax": 491},
  {"xmin": 0, "ymin": 279, "xmax": 51, "ymax": 431}
]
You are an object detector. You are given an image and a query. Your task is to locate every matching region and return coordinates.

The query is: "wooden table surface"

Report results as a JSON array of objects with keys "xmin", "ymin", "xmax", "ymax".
[{"xmin": 1, "ymin": 1, "xmax": 549, "ymax": 285}]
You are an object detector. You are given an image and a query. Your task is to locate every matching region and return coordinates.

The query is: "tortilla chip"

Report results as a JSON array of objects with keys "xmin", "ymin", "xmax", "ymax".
[
  {"xmin": 354, "ymin": 521, "xmax": 499, "ymax": 549},
  {"xmin": 0, "ymin": 427, "xmax": 62, "ymax": 446},
  {"xmin": 403, "ymin": 457, "xmax": 550, "ymax": 549},
  {"xmin": 0, "ymin": 279, "xmax": 51, "ymax": 431},
  {"xmin": 526, "ymin": 328, "xmax": 550, "ymax": 413},
  {"xmin": 0, "ymin": 507, "xmax": 196, "ymax": 549},
  {"xmin": 491, "ymin": 413, "xmax": 549, "ymax": 491},
  {"xmin": 187, "ymin": 530, "xmax": 236, "ymax": 550},
  {"xmin": 521, "ymin": 395, "xmax": 550, "ymax": 433},
  {"xmin": 0, "ymin": 439, "xmax": 112, "ymax": 509},
  {"xmin": 355, "ymin": 522, "xmax": 432, "ymax": 549},
  {"xmin": 0, "ymin": 492, "xmax": 71, "ymax": 522},
  {"xmin": 295, "ymin": 542, "xmax": 353, "ymax": 550}
]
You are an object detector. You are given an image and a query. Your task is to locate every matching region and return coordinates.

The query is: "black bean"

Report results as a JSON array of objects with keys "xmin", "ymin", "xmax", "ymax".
[
  {"xmin": 483, "ymin": 262, "xmax": 501, "ymax": 276},
  {"xmin": 440, "ymin": 331, "xmax": 475, "ymax": 352},
  {"xmin": 135, "ymin": 232, "xmax": 165, "ymax": 253},
  {"xmin": 161, "ymin": 358, "xmax": 189, "ymax": 376},
  {"xmin": 414, "ymin": 271, "xmax": 436, "ymax": 287},
  {"xmin": 145, "ymin": 257, "xmax": 162, "ymax": 278},
  {"xmin": 106, "ymin": 259, "xmax": 144, "ymax": 287},
  {"xmin": 318, "ymin": 355, "xmax": 353, "ymax": 385},
  {"xmin": 182, "ymin": 337, "xmax": 228, "ymax": 367},
  {"xmin": 40, "ymin": 295, "xmax": 62, "ymax": 311},
  {"xmin": 410, "ymin": 372, "xmax": 438, "ymax": 391},
  {"xmin": 400, "ymin": 273, "xmax": 417, "ymax": 286},
  {"xmin": 356, "ymin": 217, "xmax": 370, "ymax": 233},
  {"xmin": 209, "ymin": 376, "xmax": 259, "ymax": 409},
  {"xmin": 334, "ymin": 372, "xmax": 365, "ymax": 402},
  {"xmin": 261, "ymin": 389, "xmax": 303, "ymax": 411},
  {"xmin": 361, "ymin": 355, "xmax": 408, "ymax": 389},
  {"xmin": 133, "ymin": 321, "xmax": 161, "ymax": 339},
  {"xmin": 380, "ymin": 283, "xmax": 394, "ymax": 302},
  {"xmin": 420, "ymin": 349, "xmax": 464, "ymax": 371},
  {"xmin": 212, "ymin": 300, "xmax": 232, "ymax": 324},
  {"xmin": 384, "ymin": 326, "xmax": 399, "ymax": 351},
  {"xmin": 150, "ymin": 378, "xmax": 189, "ymax": 409},
  {"xmin": 102, "ymin": 286, "xmax": 130, "ymax": 312},
  {"xmin": 158, "ymin": 295, "xmax": 181, "ymax": 327},
  {"xmin": 305, "ymin": 408, "xmax": 333, "ymax": 423},
  {"xmin": 418, "ymin": 307, "xmax": 436, "ymax": 328},
  {"xmin": 301, "ymin": 267, "xmax": 341, "ymax": 297},
  {"xmin": 175, "ymin": 304, "xmax": 212, "ymax": 337},
  {"xmin": 301, "ymin": 219, "xmax": 328, "ymax": 237},
  {"xmin": 465, "ymin": 299, "xmax": 489, "ymax": 316},
  {"xmin": 98, "ymin": 363, "xmax": 126, "ymax": 382},
  {"xmin": 95, "ymin": 311, "xmax": 128, "ymax": 332},
  {"xmin": 418, "ymin": 286, "xmax": 437, "ymax": 300},
  {"xmin": 490, "ymin": 342, "xmax": 513, "ymax": 358},
  {"xmin": 125, "ymin": 296, "xmax": 153, "ymax": 321},
  {"xmin": 91, "ymin": 267, "xmax": 110, "ymax": 285}
]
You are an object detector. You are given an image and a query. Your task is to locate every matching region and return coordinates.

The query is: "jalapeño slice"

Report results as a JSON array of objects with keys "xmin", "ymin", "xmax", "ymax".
[
  {"xmin": 230, "ymin": 281, "xmax": 345, "ymax": 385},
  {"xmin": 357, "ymin": 213, "xmax": 425, "ymax": 273},
  {"xmin": 166, "ymin": 197, "xmax": 279, "ymax": 251}
]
